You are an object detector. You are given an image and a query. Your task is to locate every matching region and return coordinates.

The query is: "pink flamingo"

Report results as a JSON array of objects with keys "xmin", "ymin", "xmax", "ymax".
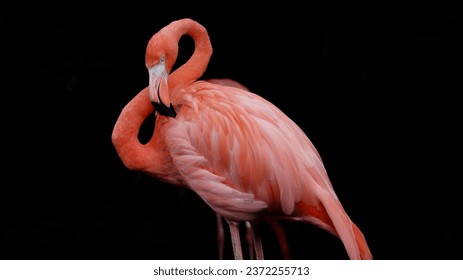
[{"xmin": 112, "ymin": 18, "xmax": 372, "ymax": 260}]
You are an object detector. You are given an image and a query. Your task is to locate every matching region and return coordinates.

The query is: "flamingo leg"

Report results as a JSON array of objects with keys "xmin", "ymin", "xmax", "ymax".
[
  {"xmin": 250, "ymin": 223, "xmax": 264, "ymax": 260},
  {"xmin": 268, "ymin": 220, "xmax": 291, "ymax": 260},
  {"xmin": 245, "ymin": 222, "xmax": 255, "ymax": 260},
  {"xmin": 216, "ymin": 214, "xmax": 225, "ymax": 260},
  {"xmin": 226, "ymin": 220, "xmax": 243, "ymax": 260}
]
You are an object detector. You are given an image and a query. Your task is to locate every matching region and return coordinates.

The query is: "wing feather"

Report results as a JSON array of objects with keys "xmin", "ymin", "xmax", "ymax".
[
  {"xmin": 166, "ymin": 121, "xmax": 267, "ymax": 221},
  {"xmin": 168, "ymin": 81, "xmax": 338, "ymax": 218}
]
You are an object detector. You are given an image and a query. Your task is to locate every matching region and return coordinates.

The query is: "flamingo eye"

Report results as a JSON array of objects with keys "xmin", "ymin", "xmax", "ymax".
[{"xmin": 160, "ymin": 55, "xmax": 165, "ymax": 63}]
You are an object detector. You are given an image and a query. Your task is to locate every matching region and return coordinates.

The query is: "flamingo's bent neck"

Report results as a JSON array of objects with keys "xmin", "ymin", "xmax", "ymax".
[{"xmin": 145, "ymin": 18, "xmax": 213, "ymax": 89}]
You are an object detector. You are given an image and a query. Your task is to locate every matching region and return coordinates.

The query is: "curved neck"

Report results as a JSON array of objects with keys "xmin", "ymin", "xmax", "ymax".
[
  {"xmin": 167, "ymin": 19, "xmax": 213, "ymax": 88},
  {"xmin": 111, "ymin": 87, "xmax": 160, "ymax": 171}
]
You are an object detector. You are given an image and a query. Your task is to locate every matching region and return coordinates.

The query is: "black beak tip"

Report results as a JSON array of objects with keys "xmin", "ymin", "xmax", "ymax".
[{"xmin": 151, "ymin": 101, "xmax": 177, "ymax": 118}]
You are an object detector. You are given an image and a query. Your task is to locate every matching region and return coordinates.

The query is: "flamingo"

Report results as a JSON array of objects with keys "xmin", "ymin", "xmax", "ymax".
[{"xmin": 111, "ymin": 18, "xmax": 372, "ymax": 260}]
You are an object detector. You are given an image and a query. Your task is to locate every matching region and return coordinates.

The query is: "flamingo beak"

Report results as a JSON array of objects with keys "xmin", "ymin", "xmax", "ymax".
[{"xmin": 148, "ymin": 63, "xmax": 177, "ymax": 118}]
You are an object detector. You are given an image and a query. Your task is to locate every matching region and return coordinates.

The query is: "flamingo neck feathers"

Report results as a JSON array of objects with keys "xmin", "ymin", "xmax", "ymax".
[
  {"xmin": 111, "ymin": 88, "xmax": 162, "ymax": 171},
  {"xmin": 164, "ymin": 18, "xmax": 212, "ymax": 89},
  {"xmin": 113, "ymin": 19, "xmax": 213, "ymax": 183}
]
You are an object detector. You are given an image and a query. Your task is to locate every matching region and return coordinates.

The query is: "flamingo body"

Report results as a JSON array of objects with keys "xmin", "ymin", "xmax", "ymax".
[{"xmin": 112, "ymin": 18, "xmax": 372, "ymax": 260}]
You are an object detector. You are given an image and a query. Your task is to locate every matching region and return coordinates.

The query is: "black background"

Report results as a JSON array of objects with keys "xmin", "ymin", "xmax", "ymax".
[{"xmin": 1, "ymin": 2, "xmax": 461, "ymax": 260}]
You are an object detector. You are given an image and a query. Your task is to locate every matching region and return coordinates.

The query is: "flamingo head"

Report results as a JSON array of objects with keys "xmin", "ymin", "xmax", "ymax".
[{"xmin": 145, "ymin": 33, "xmax": 178, "ymax": 118}]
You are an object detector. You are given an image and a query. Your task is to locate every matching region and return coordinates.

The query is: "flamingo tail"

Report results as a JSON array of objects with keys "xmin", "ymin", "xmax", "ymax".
[{"xmin": 298, "ymin": 192, "xmax": 372, "ymax": 260}]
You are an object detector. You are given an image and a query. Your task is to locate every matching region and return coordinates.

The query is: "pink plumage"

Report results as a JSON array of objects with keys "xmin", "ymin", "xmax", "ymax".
[{"xmin": 112, "ymin": 18, "xmax": 372, "ymax": 260}]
